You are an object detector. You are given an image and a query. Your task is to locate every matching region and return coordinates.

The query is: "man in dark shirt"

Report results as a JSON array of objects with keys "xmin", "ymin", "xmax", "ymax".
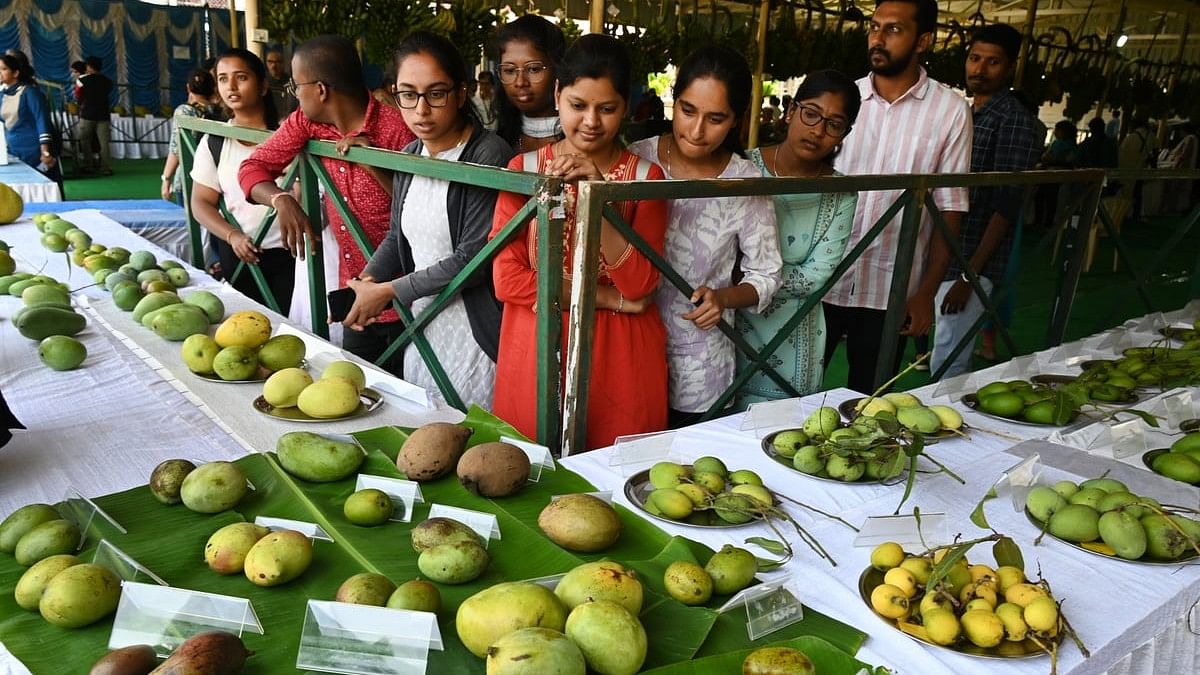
[
  {"xmin": 77, "ymin": 56, "xmax": 113, "ymax": 175},
  {"xmin": 265, "ymin": 48, "xmax": 297, "ymax": 119},
  {"xmin": 931, "ymin": 23, "xmax": 1041, "ymax": 377}
]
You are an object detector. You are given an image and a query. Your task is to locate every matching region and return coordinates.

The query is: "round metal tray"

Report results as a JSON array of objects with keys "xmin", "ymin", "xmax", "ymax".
[
  {"xmin": 192, "ymin": 359, "xmax": 309, "ymax": 384},
  {"xmin": 759, "ymin": 429, "xmax": 906, "ymax": 486},
  {"xmin": 1182, "ymin": 419, "xmax": 1200, "ymax": 433},
  {"xmin": 961, "ymin": 393, "xmax": 1077, "ymax": 428},
  {"xmin": 252, "ymin": 387, "xmax": 383, "ymax": 422},
  {"xmin": 836, "ymin": 398, "xmax": 965, "ymax": 443},
  {"xmin": 858, "ymin": 566, "xmax": 1053, "ymax": 659},
  {"xmin": 622, "ymin": 466, "xmax": 767, "ymax": 529},
  {"xmin": 1028, "ymin": 374, "xmax": 1142, "ymax": 404},
  {"xmin": 1024, "ymin": 506, "xmax": 1197, "ymax": 566},
  {"xmin": 1140, "ymin": 448, "xmax": 1200, "ymax": 491}
]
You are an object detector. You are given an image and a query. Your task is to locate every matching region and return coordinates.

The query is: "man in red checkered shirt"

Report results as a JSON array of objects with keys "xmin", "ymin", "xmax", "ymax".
[{"xmin": 239, "ymin": 35, "xmax": 415, "ymax": 371}]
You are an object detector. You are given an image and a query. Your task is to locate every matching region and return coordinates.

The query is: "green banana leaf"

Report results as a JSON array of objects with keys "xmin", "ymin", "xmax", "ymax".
[
  {"xmin": 0, "ymin": 407, "xmax": 870, "ymax": 673},
  {"xmin": 643, "ymin": 636, "xmax": 890, "ymax": 675}
]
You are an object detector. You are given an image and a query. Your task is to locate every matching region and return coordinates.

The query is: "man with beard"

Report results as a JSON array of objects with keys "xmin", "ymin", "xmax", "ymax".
[
  {"xmin": 823, "ymin": 0, "xmax": 972, "ymax": 393},
  {"xmin": 265, "ymin": 47, "xmax": 297, "ymax": 117},
  {"xmin": 932, "ymin": 24, "xmax": 1040, "ymax": 378}
]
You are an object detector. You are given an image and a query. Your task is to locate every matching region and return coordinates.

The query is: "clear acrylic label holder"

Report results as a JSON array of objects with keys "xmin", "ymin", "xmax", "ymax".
[
  {"xmin": 717, "ymin": 579, "xmax": 804, "ymax": 640},
  {"xmin": 1164, "ymin": 391, "xmax": 1196, "ymax": 429},
  {"xmin": 607, "ymin": 430, "xmax": 678, "ymax": 476},
  {"xmin": 94, "ymin": 539, "xmax": 168, "ymax": 586},
  {"xmin": 108, "ymin": 581, "xmax": 264, "ymax": 656},
  {"xmin": 1095, "ymin": 328, "xmax": 1135, "ymax": 354},
  {"xmin": 525, "ymin": 573, "xmax": 565, "ymax": 591},
  {"xmin": 61, "ymin": 487, "xmax": 126, "ymax": 547},
  {"xmin": 1048, "ymin": 341, "xmax": 1089, "ymax": 368},
  {"xmin": 999, "ymin": 454, "xmax": 1043, "ymax": 511},
  {"xmin": 998, "ymin": 355, "xmax": 1041, "ymax": 381},
  {"xmin": 254, "ymin": 516, "xmax": 333, "ymax": 542},
  {"xmin": 296, "ymin": 600, "xmax": 442, "ymax": 675},
  {"xmin": 354, "ymin": 474, "xmax": 424, "ymax": 523},
  {"xmin": 1110, "ymin": 419, "xmax": 1147, "ymax": 459},
  {"xmin": 500, "ymin": 436, "xmax": 556, "ymax": 482},
  {"xmin": 739, "ymin": 399, "xmax": 802, "ymax": 438},
  {"xmin": 932, "ymin": 372, "xmax": 976, "ymax": 401},
  {"xmin": 426, "ymin": 504, "xmax": 500, "ymax": 546},
  {"xmin": 854, "ymin": 512, "xmax": 949, "ymax": 549}
]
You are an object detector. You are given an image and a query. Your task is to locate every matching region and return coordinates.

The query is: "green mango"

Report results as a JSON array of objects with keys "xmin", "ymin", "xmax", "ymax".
[
  {"xmin": 1079, "ymin": 477, "xmax": 1129, "ymax": 494},
  {"xmin": 148, "ymin": 304, "xmax": 210, "ymax": 341},
  {"xmin": 417, "ymin": 540, "xmax": 490, "ymax": 584},
  {"xmin": 39, "ymin": 563, "xmax": 121, "ymax": 628},
  {"xmin": 1172, "ymin": 433, "xmax": 1200, "ymax": 454},
  {"xmin": 131, "ymin": 291, "xmax": 180, "ymax": 323},
  {"xmin": 275, "ymin": 431, "xmax": 365, "ymax": 482},
  {"xmin": 14, "ymin": 519, "xmax": 81, "ymax": 566},
  {"xmin": 1047, "ymin": 504, "xmax": 1100, "ymax": 543},
  {"xmin": 0, "ymin": 504, "xmax": 61, "ymax": 553},
  {"xmin": 14, "ymin": 306, "xmax": 85, "ymax": 341},
  {"xmin": 21, "ymin": 284, "xmax": 68, "ymax": 308},
  {"xmin": 183, "ymin": 290, "xmax": 225, "ymax": 323},
  {"xmin": 1152, "ymin": 452, "xmax": 1200, "ymax": 484},
  {"xmin": 112, "ymin": 283, "xmax": 145, "ymax": 311},
  {"xmin": 1098, "ymin": 511, "xmax": 1147, "ymax": 560},
  {"xmin": 0, "ymin": 273, "xmax": 32, "ymax": 293},
  {"xmin": 979, "ymin": 392, "xmax": 1024, "ymax": 418},
  {"xmin": 14, "ymin": 554, "xmax": 82, "ymax": 610},
  {"xmin": 1025, "ymin": 486, "xmax": 1067, "ymax": 522},
  {"xmin": 38, "ymin": 336, "xmax": 87, "ymax": 371}
]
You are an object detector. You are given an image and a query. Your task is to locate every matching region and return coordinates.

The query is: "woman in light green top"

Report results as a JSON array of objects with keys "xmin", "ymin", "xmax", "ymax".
[{"xmin": 736, "ymin": 70, "xmax": 861, "ymax": 406}]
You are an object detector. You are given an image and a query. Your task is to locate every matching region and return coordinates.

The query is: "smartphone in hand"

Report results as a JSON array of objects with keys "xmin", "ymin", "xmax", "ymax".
[{"xmin": 327, "ymin": 287, "xmax": 356, "ymax": 323}]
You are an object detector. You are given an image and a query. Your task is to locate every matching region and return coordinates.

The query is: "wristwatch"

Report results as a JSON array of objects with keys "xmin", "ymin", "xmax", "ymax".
[{"xmin": 959, "ymin": 272, "xmax": 971, "ymax": 283}]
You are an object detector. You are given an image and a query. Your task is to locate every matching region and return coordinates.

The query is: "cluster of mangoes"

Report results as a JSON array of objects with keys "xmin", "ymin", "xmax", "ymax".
[
  {"xmin": 1149, "ymin": 432, "xmax": 1200, "ymax": 485},
  {"xmin": 184, "ymin": 311, "xmax": 307, "ymax": 383},
  {"xmin": 663, "ymin": 544, "xmax": 757, "ymax": 606},
  {"xmin": 410, "ymin": 517, "xmax": 491, "ymax": 585},
  {"xmin": 1, "ymin": 271, "xmax": 88, "ymax": 371},
  {"xmin": 1081, "ymin": 348, "xmax": 1200, "ymax": 391},
  {"xmin": 456, "ymin": 561, "xmax": 649, "ymax": 675},
  {"xmin": 0, "ymin": 505, "xmax": 119, "ymax": 629},
  {"xmin": 641, "ymin": 458, "xmax": 769, "ymax": 525},
  {"xmin": 971, "ymin": 380, "xmax": 1079, "ymax": 425},
  {"xmin": 1026, "ymin": 475, "xmax": 1200, "ymax": 561},
  {"xmin": 868, "ymin": 542, "xmax": 1063, "ymax": 655},
  {"xmin": 203, "ymin": 523, "xmax": 313, "ymax": 587},
  {"xmin": 90, "ymin": 632, "xmax": 251, "ymax": 675},
  {"xmin": 149, "ymin": 459, "xmax": 249, "ymax": 514}
]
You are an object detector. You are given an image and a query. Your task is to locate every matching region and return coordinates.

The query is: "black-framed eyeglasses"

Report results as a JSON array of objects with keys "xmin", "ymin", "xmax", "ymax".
[
  {"xmin": 392, "ymin": 88, "xmax": 456, "ymax": 109},
  {"xmin": 285, "ymin": 80, "xmax": 320, "ymax": 98},
  {"xmin": 794, "ymin": 104, "xmax": 850, "ymax": 138},
  {"xmin": 497, "ymin": 62, "xmax": 549, "ymax": 84}
]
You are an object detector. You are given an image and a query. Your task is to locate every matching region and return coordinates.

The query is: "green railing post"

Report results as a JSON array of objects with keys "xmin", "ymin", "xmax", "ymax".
[
  {"xmin": 1046, "ymin": 179, "xmax": 1104, "ymax": 347},
  {"xmin": 535, "ymin": 188, "xmax": 565, "ymax": 453},
  {"xmin": 874, "ymin": 186, "xmax": 923, "ymax": 391},
  {"xmin": 298, "ymin": 156, "xmax": 328, "ymax": 338},
  {"xmin": 176, "ymin": 128, "xmax": 206, "ymax": 270}
]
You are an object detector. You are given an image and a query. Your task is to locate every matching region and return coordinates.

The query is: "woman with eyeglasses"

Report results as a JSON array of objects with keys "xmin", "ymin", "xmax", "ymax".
[
  {"xmin": 341, "ymin": 32, "xmax": 512, "ymax": 408},
  {"xmin": 626, "ymin": 46, "xmax": 782, "ymax": 428},
  {"xmin": 735, "ymin": 70, "xmax": 861, "ymax": 406},
  {"xmin": 491, "ymin": 15, "xmax": 566, "ymax": 153}
]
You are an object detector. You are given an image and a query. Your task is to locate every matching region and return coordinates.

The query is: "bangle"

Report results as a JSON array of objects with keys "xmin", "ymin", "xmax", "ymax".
[
  {"xmin": 614, "ymin": 294, "xmax": 625, "ymax": 315},
  {"xmin": 160, "ymin": 174, "xmax": 171, "ymax": 182},
  {"xmin": 958, "ymin": 272, "xmax": 971, "ymax": 283},
  {"xmin": 270, "ymin": 192, "xmax": 293, "ymax": 210}
]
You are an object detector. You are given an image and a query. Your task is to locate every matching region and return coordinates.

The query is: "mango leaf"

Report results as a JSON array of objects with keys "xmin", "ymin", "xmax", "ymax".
[
  {"xmin": 642, "ymin": 635, "xmax": 887, "ymax": 675},
  {"xmin": 745, "ymin": 537, "xmax": 789, "ymax": 556},
  {"xmin": 925, "ymin": 542, "xmax": 974, "ymax": 592},
  {"xmin": 1110, "ymin": 408, "xmax": 1160, "ymax": 428},
  {"xmin": 893, "ymin": 455, "xmax": 919, "ymax": 514},
  {"xmin": 969, "ymin": 487, "xmax": 999, "ymax": 531},
  {"xmin": 993, "ymin": 536, "xmax": 1025, "ymax": 571}
]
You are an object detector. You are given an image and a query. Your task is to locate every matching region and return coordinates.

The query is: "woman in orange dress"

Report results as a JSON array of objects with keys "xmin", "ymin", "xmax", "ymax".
[{"xmin": 490, "ymin": 34, "xmax": 669, "ymax": 450}]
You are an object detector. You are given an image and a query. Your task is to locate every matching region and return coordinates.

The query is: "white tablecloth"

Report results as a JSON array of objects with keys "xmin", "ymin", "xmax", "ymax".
[
  {"xmin": 0, "ymin": 158, "xmax": 60, "ymax": 203},
  {"xmin": 106, "ymin": 114, "xmax": 170, "ymax": 160}
]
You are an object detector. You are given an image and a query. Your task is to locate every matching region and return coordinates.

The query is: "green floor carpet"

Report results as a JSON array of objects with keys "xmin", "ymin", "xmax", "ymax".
[{"xmin": 61, "ymin": 159, "xmax": 1197, "ymax": 394}]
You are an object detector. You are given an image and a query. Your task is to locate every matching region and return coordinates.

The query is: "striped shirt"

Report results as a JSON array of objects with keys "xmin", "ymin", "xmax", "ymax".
[{"xmin": 827, "ymin": 69, "xmax": 972, "ymax": 310}]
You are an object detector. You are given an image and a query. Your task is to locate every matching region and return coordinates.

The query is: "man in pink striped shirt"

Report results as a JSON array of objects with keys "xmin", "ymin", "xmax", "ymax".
[{"xmin": 823, "ymin": 0, "xmax": 972, "ymax": 394}]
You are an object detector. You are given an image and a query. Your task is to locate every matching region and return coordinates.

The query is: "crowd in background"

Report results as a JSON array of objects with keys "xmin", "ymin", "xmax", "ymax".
[{"xmin": 29, "ymin": 0, "xmax": 1194, "ymax": 450}]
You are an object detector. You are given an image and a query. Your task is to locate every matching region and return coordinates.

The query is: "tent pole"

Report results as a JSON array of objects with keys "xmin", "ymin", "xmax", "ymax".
[
  {"xmin": 747, "ymin": 0, "xmax": 770, "ymax": 149},
  {"xmin": 1159, "ymin": 19, "xmax": 1190, "ymax": 148},
  {"xmin": 229, "ymin": 0, "xmax": 241, "ymax": 49},
  {"xmin": 590, "ymin": 0, "xmax": 604, "ymax": 33},
  {"xmin": 1095, "ymin": 0, "xmax": 1128, "ymax": 117},
  {"xmin": 244, "ymin": 0, "xmax": 261, "ymax": 57},
  {"xmin": 1014, "ymin": 0, "xmax": 1038, "ymax": 86}
]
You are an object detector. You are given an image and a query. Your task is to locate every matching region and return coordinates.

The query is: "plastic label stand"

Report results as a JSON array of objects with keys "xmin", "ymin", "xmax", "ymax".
[
  {"xmin": 525, "ymin": 573, "xmax": 565, "ymax": 591},
  {"xmin": 999, "ymin": 454, "xmax": 1043, "ymax": 511},
  {"xmin": 354, "ymin": 475, "xmax": 423, "ymax": 523},
  {"xmin": 1131, "ymin": 312, "xmax": 1168, "ymax": 333},
  {"xmin": 93, "ymin": 540, "xmax": 168, "ymax": 586},
  {"xmin": 426, "ymin": 504, "xmax": 500, "ymax": 546},
  {"xmin": 551, "ymin": 491, "xmax": 613, "ymax": 504},
  {"xmin": 932, "ymin": 372, "xmax": 975, "ymax": 401},
  {"xmin": 1049, "ymin": 342, "xmax": 1088, "ymax": 367},
  {"xmin": 254, "ymin": 516, "xmax": 333, "ymax": 542},
  {"xmin": 739, "ymin": 399, "xmax": 802, "ymax": 438},
  {"xmin": 1095, "ymin": 328, "xmax": 1135, "ymax": 354},
  {"xmin": 500, "ymin": 436, "xmax": 556, "ymax": 482},
  {"xmin": 717, "ymin": 579, "xmax": 804, "ymax": 641},
  {"xmin": 607, "ymin": 430, "xmax": 677, "ymax": 476},
  {"xmin": 1164, "ymin": 391, "xmax": 1196, "ymax": 429},
  {"xmin": 998, "ymin": 355, "xmax": 1040, "ymax": 381},
  {"xmin": 108, "ymin": 581, "xmax": 264, "ymax": 656},
  {"xmin": 61, "ymin": 487, "xmax": 127, "ymax": 548},
  {"xmin": 1110, "ymin": 419, "xmax": 1147, "ymax": 460},
  {"xmin": 854, "ymin": 513, "xmax": 949, "ymax": 549},
  {"xmin": 296, "ymin": 600, "xmax": 442, "ymax": 675}
]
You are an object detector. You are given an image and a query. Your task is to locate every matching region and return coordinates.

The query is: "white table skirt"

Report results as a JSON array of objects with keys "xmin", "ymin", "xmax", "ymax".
[
  {"xmin": 0, "ymin": 157, "xmax": 60, "ymax": 202},
  {"xmin": 105, "ymin": 114, "xmax": 170, "ymax": 160}
]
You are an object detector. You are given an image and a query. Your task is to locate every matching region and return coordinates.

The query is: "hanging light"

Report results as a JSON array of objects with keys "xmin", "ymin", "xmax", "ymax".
[{"xmin": 1116, "ymin": 34, "xmax": 1129, "ymax": 48}]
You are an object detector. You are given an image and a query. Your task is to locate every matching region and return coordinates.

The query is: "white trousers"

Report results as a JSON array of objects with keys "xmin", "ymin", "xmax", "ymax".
[{"xmin": 931, "ymin": 276, "xmax": 994, "ymax": 379}]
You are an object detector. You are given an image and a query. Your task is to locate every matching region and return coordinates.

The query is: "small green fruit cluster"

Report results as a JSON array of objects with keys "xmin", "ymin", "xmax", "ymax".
[{"xmin": 642, "ymin": 458, "xmax": 767, "ymax": 526}]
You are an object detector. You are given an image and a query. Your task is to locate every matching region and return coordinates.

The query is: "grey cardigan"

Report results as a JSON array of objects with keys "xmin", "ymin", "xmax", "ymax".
[{"xmin": 363, "ymin": 124, "xmax": 513, "ymax": 361}]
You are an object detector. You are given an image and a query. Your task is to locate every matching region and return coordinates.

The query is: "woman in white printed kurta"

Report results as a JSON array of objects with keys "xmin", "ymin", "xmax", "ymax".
[{"xmin": 627, "ymin": 46, "xmax": 782, "ymax": 425}]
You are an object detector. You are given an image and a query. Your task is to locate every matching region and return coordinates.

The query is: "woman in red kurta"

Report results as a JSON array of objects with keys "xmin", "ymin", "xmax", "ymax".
[{"xmin": 490, "ymin": 34, "xmax": 669, "ymax": 450}]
